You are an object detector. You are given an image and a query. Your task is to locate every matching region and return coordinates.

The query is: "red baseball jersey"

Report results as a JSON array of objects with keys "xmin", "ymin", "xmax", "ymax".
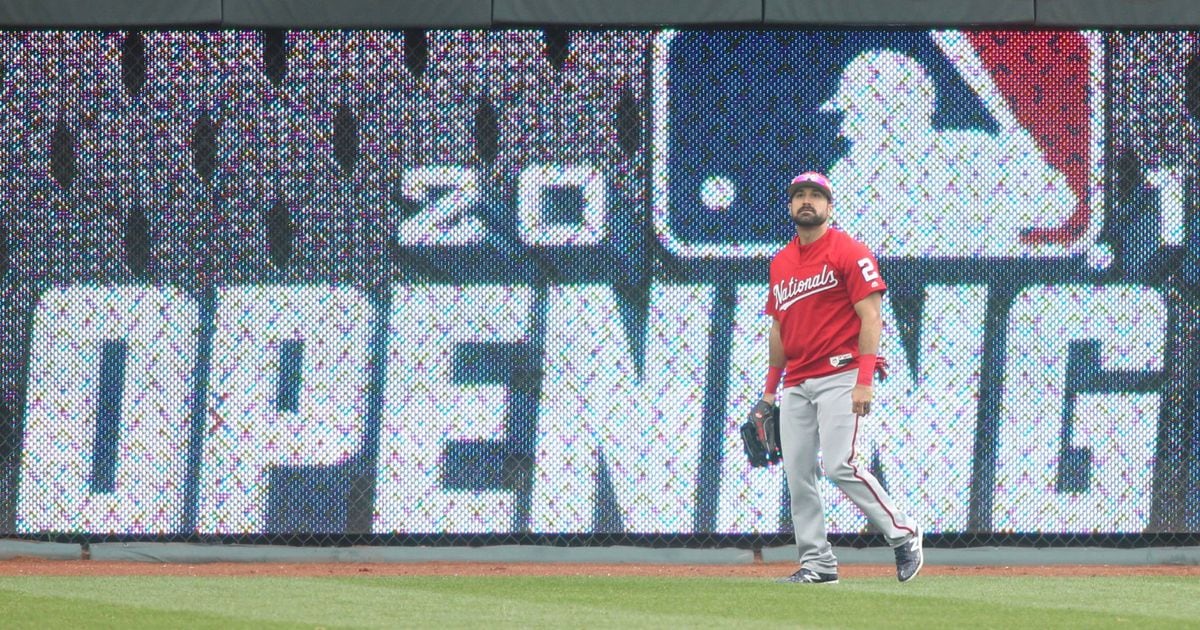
[{"xmin": 765, "ymin": 227, "xmax": 886, "ymax": 387}]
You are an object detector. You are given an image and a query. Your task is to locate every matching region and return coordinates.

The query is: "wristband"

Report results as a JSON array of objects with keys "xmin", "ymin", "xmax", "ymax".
[
  {"xmin": 764, "ymin": 365, "xmax": 783, "ymax": 395},
  {"xmin": 856, "ymin": 354, "xmax": 877, "ymax": 387}
]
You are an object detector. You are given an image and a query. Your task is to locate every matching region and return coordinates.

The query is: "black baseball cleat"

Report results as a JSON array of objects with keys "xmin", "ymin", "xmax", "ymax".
[
  {"xmin": 894, "ymin": 527, "xmax": 924, "ymax": 583},
  {"xmin": 777, "ymin": 567, "xmax": 839, "ymax": 584}
]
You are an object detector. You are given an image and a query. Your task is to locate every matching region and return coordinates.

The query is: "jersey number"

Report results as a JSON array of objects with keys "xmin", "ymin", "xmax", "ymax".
[{"xmin": 857, "ymin": 258, "xmax": 880, "ymax": 282}]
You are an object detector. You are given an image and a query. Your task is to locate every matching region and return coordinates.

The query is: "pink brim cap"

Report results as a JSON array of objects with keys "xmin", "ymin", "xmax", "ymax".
[{"xmin": 787, "ymin": 171, "xmax": 833, "ymax": 199}]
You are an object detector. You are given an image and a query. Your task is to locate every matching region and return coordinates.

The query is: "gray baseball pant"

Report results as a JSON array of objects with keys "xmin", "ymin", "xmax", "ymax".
[{"xmin": 779, "ymin": 369, "xmax": 918, "ymax": 572}]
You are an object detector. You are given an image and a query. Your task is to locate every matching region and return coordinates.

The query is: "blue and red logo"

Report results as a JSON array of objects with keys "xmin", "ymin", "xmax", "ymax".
[{"xmin": 652, "ymin": 30, "xmax": 1104, "ymax": 262}]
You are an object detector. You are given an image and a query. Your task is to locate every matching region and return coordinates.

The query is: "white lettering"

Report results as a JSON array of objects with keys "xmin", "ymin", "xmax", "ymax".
[
  {"xmin": 197, "ymin": 286, "xmax": 372, "ymax": 534},
  {"xmin": 822, "ymin": 285, "xmax": 987, "ymax": 533},
  {"xmin": 717, "ymin": 285, "xmax": 986, "ymax": 534},
  {"xmin": 1146, "ymin": 166, "xmax": 1185, "ymax": 247},
  {"xmin": 530, "ymin": 284, "xmax": 712, "ymax": 533},
  {"xmin": 373, "ymin": 285, "xmax": 532, "ymax": 533},
  {"xmin": 17, "ymin": 287, "xmax": 198, "ymax": 534},
  {"xmin": 992, "ymin": 285, "xmax": 1164, "ymax": 533},
  {"xmin": 717, "ymin": 284, "xmax": 785, "ymax": 532},
  {"xmin": 396, "ymin": 166, "xmax": 484, "ymax": 246},
  {"xmin": 517, "ymin": 164, "xmax": 608, "ymax": 246},
  {"xmin": 772, "ymin": 265, "xmax": 839, "ymax": 311}
]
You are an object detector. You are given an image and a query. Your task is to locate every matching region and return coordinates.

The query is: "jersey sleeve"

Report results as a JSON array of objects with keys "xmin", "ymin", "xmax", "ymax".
[{"xmin": 842, "ymin": 240, "xmax": 887, "ymax": 304}]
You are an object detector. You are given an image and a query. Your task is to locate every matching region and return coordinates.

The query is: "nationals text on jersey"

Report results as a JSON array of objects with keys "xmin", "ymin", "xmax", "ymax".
[{"xmin": 772, "ymin": 265, "xmax": 839, "ymax": 311}]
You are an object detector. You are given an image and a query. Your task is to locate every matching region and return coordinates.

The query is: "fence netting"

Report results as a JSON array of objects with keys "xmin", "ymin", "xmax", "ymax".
[{"xmin": 0, "ymin": 29, "xmax": 1197, "ymax": 549}]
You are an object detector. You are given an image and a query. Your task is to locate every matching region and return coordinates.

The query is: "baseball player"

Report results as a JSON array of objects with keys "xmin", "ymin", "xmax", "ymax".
[{"xmin": 760, "ymin": 171, "xmax": 923, "ymax": 584}]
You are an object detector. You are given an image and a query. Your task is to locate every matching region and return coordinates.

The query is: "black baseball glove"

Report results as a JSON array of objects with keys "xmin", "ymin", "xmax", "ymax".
[{"xmin": 740, "ymin": 399, "xmax": 782, "ymax": 467}]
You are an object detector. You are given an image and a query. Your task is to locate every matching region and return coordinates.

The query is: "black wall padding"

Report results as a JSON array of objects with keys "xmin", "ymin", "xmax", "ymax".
[
  {"xmin": 492, "ymin": 0, "xmax": 762, "ymax": 25},
  {"xmin": 765, "ymin": 0, "xmax": 1035, "ymax": 25},
  {"xmin": 5, "ymin": 0, "xmax": 1200, "ymax": 27},
  {"xmin": 1037, "ymin": 0, "xmax": 1200, "ymax": 26},
  {"xmin": 222, "ymin": 0, "xmax": 493, "ymax": 27},
  {"xmin": 0, "ymin": 0, "xmax": 219, "ymax": 25}
]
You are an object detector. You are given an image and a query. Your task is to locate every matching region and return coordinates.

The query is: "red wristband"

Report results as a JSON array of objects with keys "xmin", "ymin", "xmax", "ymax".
[
  {"xmin": 764, "ymin": 365, "xmax": 783, "ymax": 395},
  {"xmin": 856, "ymin": 354, "xmax": 877, "ymax": 387}
]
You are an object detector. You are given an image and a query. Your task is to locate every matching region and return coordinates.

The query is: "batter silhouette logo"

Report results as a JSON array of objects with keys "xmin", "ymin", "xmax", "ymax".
[{"xmin": 651, "ymin": 30, "xmax": 1105, "ymax": 263}]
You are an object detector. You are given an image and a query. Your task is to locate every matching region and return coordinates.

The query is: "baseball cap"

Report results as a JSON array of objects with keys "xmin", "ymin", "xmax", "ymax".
[{"xmin": 786, "ymin": 171, "xmax": 833, "ymax": 200}]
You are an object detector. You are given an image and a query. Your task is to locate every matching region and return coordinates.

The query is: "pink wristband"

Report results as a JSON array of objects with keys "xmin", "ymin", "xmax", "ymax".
[
  {"xmin": 764, "ymin": 365, "xmax": 783, "ymax": 395},
  {"xmin": 856, "ymin": 354, "xmax": 877, "ymax": 387}
]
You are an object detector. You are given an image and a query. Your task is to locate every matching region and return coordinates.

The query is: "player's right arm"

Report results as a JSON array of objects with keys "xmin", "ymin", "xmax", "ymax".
[{"xmin": 763, "ymin": 319, "xmax": 784, "ymax": 404}]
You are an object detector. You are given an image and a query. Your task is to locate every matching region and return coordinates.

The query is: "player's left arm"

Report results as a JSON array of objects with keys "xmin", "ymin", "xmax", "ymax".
[{"xmin": 851, "ymin": 291, "xmax": 883, "ymax": 416}]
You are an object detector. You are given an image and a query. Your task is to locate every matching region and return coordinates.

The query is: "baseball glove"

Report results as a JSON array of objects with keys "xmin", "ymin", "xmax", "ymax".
[{"xmin": 740, "ymin": 399, "xmax": 782, "ymax": 467}]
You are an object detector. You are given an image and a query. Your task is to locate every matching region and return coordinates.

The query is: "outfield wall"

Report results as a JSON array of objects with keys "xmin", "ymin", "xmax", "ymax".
[{"xmin": 0, "ymin": 29, "xmax": 1197, "ymax": 544}]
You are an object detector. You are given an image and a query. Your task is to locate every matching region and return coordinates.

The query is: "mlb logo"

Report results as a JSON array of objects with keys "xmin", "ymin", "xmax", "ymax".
[{"xmin": 651, "ymin": 30, "xmax": 1104, "ymax": 262}]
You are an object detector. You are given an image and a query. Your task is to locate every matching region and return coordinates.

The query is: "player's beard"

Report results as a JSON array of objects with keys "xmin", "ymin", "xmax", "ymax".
[{"xmin": 791, "ymin": 210, "xmax": 827, "ymax": 228}]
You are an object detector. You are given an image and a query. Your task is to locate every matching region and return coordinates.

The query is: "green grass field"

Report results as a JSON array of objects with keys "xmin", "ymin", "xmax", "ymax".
[{"xmin": 1, "ymin": 574, "xmax": 1197, "ymax": 629}]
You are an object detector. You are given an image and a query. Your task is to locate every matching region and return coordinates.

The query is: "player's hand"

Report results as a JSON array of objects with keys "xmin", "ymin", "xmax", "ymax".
[{"xmin": 852, "ymin": 384, "xmax": 873, "ymax": 415}]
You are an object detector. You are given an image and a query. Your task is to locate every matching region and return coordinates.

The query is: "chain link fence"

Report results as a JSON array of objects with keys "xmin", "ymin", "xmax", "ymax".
[{"xmin": 0, "ymin": 29, "xmax": 1197, "ymax": 550}]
